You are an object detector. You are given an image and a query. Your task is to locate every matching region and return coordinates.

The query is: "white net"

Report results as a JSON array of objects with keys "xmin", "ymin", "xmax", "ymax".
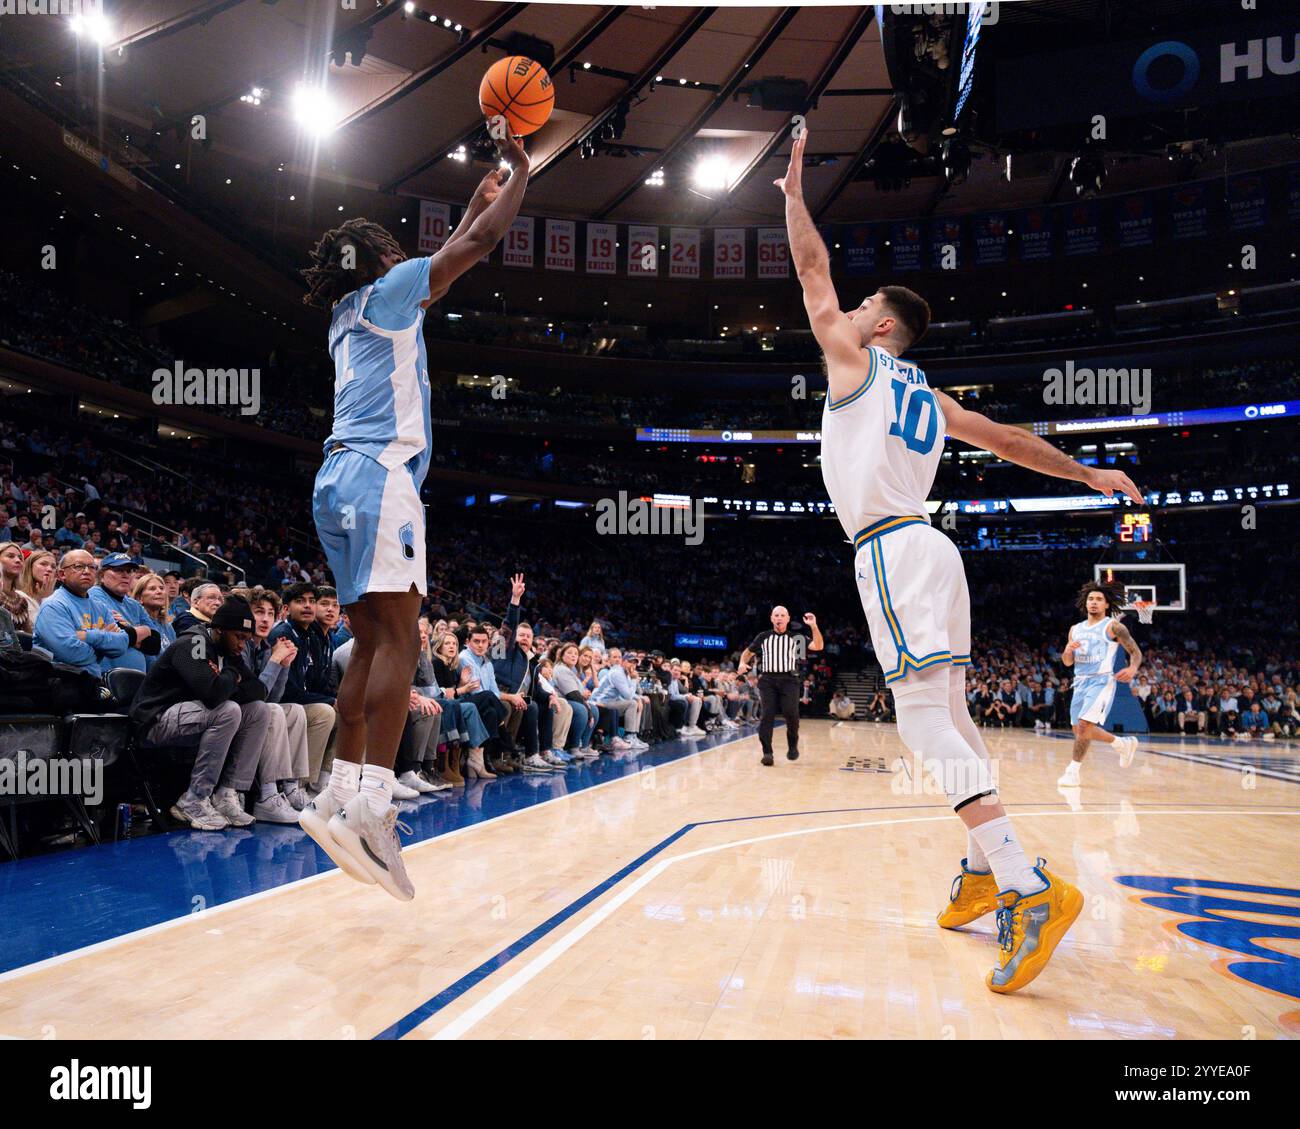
[{"xmin": 1131, "ymin": 600, "xmax": 1155, "ymax": 625}]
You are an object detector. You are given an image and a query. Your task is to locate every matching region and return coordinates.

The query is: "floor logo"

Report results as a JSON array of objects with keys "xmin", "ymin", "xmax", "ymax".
[{"xmin": 1116, "ymin": 875, "xmax": 1300, "ymax": 1027}]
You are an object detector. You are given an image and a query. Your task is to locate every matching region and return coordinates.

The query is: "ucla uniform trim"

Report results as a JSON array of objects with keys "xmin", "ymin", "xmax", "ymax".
[
  {"xmin": 826, "ymin": 347, "xmax": 878, "ymax": 412},
  {"xmin": 852, "ymin": 514, "xmax": 928, "ymax": 553},
  {"xmin": 863, "ymin": 526, "xmax": 968, "ymax": 684}
]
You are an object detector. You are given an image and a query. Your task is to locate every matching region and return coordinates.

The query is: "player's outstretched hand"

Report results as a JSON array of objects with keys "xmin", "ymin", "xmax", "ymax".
[
  {"xmin": 494, "ymin": 132, "xmax": 529, "ymax": 174},
  {"xmin": 471, "ymin": 168, "xmax": 506, "ymax": 208},
  {"xmin": 1086, "ymin": 467, "xmax": 1144, "ymax": 506},
  {"xmin": 773, "ymin": 131, "xmax": 807, "ymax": 198}
]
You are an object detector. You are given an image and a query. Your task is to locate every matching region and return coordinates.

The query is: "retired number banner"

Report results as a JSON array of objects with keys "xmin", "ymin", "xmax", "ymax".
[
  {"xmin": 417, "ymin": 200, "xmax": 450, "ymax": 254},
  {"xmin": 585, "ymin": 222, "xmax": 617, "ymax": 274},
  {"xmin": 713, "ymin": 228, "xmax": 745, "ymax": 279},
  {"xmin": 627, "ymin": 224, "xmax": 659, "ymax": 277},
  {"xmin": 669, "ymin": 227, "xmax": 700, "ymax": 280},
  {"xmin": 756, "ymin": 228, "xmax": 789, "ymax": 279},
  {"xmin": 544, "ymin": 219, "xmax": 576, "ymax": 271},
  {"xmin": 502, "ymin": 216, "xmax": 534, "ymax": 268}
]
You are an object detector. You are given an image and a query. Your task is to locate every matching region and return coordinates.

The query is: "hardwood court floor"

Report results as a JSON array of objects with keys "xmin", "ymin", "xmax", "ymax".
[{"xmin": 1, "ymin": 721, "xmax": 1296, "ymax": 1040}]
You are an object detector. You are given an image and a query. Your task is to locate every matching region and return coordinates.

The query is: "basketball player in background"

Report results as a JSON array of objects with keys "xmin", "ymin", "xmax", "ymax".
[
  {"xmin": 1058, "ymin": 581, "xmax": 1142, "ymax": 787},
  {"xmin": 296, "ymin": 133, "xmax": 530, "ymax": 901},
  {"xmin": 779, "ymin": 130, "xmax": 1144, "ymax": 993}
]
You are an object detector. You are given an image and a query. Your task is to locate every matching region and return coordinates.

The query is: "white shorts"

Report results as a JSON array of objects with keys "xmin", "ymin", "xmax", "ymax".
[{"xmin": 851, "ymin": 517, "xmax": 972, "ymax": 685}]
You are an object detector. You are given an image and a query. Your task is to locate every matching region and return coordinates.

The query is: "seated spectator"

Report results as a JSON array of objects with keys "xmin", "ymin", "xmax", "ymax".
[
  {"xmin": 457, "ymin": 624, "xmax": 513, "ymax": 771},
  {"xmin": 18, "ymin": 548, "xmax": 56, "ymax": 613},
  {"xmin": 268, "ymin": 581, "xmax": 338, "ymax": 791},
  {"xmin": 314, "ymin": 585, "xmax": 348, "ymax": 648},
  {"xmin": 830, "ymin": 689, "xmax": 856, "ymax": 720},
  {"xmin": 1242, "ymin": 701, "xmax": 1269, "ymax": 739},
  {"xmin": 33, "ymin": 549, "xmax": 130, "ymax": 675},
  {"xmin": 129, "ymin": 597, "xmax": 274, "ymax": 831},
  {"xmin": 173, "ymin": 581, "xmax": 225, "ymax": 634},
  {"xmin": 54, "ymin": 515, "xmax": 84, "ymax": 549},
  {"xmin": 591, "ymin": 647, "xmax": 646, "ymax": 750},
  {"xmin": 131, "ymin": 572, "xmax": 177, "ymax": 664},
  {"xmin": 88, "ymin": 553, "xmax": 162, "ymax": 674},
  {"xmin": 244, "ymin": 586, "xmax": 313, "ymax": 819},
  {"xmin": 418, "ymin": 619, "xmax": 491, "ymax": 785},
  {"xmin": 579, "ymin": 620, "xmax": 608, "ymax": 654},
  {"xmin": 1177, "ymin": 687, "xmax": 1207, "ymax": 734},
  {"xmin": 553, "ymin": 641, "xmax": 599, "ymax": 756},
  {"xmin": 0, "ymin": 541, "xmax": 39, "ymax": 633}
]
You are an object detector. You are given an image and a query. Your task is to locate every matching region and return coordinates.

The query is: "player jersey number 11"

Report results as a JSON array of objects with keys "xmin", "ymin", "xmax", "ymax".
[{"xmin": 887, "ymin": 378, "xmax": 940, "ymax": 455}]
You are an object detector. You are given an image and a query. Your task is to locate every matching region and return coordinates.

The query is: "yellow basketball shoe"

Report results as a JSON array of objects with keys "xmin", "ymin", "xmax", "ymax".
[
  {"xmin": 986, "ymin": 861, "xmax": 1084, "ymax": 994},
  {"xmin": 937, "ymin": 858, "xmax": 999, "ymax": 929}
]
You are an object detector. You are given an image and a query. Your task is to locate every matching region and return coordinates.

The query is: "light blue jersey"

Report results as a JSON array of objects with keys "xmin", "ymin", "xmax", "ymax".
[
  {"xmin": 1069, "ymin": 616, "xmax": 1120, "ymax": 726},
  {"xmin": 325, "ymin": 256, "xmax": 433, "ymax": 484}
]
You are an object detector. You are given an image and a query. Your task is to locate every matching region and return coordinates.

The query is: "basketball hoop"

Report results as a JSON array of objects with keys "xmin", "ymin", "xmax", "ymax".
[{"xmin": 1131, "ymin": 600, "xmax": 1155, "ymax": 625}]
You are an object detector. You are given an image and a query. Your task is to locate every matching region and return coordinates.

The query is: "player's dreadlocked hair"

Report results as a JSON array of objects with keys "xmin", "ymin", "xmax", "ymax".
[
  {"xmin": 1074, "ymin": 579, "xmax": 1128, "ymax": 617},
  {"xmin": 300, "ymin": 218, "xmax": 405, "ymax": 310}
]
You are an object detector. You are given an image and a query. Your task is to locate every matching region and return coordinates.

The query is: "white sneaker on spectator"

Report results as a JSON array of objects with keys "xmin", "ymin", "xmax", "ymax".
[
  {"xmin": 253, "ymin": 792, "xmax": 300, "ymax": 824},
  {"xmin": 299, "ymin": 788, "xmax": 376, "ymax": 885},
  {"xmin": 390, "ymin": 777, "xmax": 421, "ymax": 800},
  {"xmin": 398, "ymin": 770, "xmax": 437, "ymax": 795},
  {"xmin": 610, "ymin": 737, "xmax": 633, "ymax": 750},
  {"xmin": 542, "ymin": 751, "xmax": 567, "ymax": 767},
  {"xmin": 211, "ymin": 789, "xmax": 256, "ymax": 827},
  {"xmin": 523, "ymin": 753, "xmax": 555, "ymax": 773},
  {"xmin": 170, "ymin": 792, "xmax": 228, "ymax": 831},
  {"xmin": 282, "ymin": 784, "xmax": 311, "ymax": 811}
]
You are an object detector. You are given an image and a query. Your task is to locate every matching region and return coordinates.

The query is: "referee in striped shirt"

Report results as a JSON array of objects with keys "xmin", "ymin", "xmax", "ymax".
[{"xmin": 737, "ymin": 606, "xmax": 823, "ymax": 766}]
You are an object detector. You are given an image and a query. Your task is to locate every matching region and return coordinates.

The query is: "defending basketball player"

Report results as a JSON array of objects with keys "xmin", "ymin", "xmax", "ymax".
[
  {"xmin": 295, "ymin": 133, "xmax": 531, "ymax": 900},
  {"xmin": 778, "ymin": 130, "xmax": 1144, "ymax": 992},
  {"xmin": 1058, "ymin": 581, "xmax": 1142, "ymax": 787}
]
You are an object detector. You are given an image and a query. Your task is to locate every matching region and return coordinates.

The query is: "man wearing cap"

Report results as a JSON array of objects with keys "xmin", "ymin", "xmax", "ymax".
[
  {"xmin": 88, "ymin": 552, "xmax": 161, "ymax": 674},
  {"xmin": 33, "ymin": 549, "xmax": 131, "ymax": 677},
  {"xmin": 130, "ymin": 596, "xmax": 274, "ymax": 831}
]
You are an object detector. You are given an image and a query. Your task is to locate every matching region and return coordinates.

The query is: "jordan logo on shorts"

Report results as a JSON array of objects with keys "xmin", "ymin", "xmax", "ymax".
[{"xmin": 399, "ymin": 521, "xmax": 416, "ymax": 560}]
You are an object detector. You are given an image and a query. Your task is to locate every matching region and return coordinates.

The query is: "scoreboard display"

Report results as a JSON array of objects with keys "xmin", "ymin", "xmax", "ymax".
[{"xmin": 1116, "ymin": 512, "xmax": 1153, "ymax": 544}]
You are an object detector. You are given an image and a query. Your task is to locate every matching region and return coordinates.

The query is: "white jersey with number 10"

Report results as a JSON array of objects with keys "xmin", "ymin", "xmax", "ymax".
[{"xmin": 821, "ymin": 344, "xmax": 945, "ymax": 538}]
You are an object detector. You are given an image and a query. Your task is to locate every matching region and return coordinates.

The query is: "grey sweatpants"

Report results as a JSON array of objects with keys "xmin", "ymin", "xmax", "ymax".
[{"xmin": 145, "ymin": 699, "xmax": 273, "ymax": 797}]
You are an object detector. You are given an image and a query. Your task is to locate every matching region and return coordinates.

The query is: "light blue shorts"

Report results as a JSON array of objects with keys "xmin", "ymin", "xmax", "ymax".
[
  {"xmin": 1070, "ymin": 676, "xmax": 1117, "ymax": 726},
  {"xmin": 312, "ymin": 447, "xmax": 426, "ymax": 606}
]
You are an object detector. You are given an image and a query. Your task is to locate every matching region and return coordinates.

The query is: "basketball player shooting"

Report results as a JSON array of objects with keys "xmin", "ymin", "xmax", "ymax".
[
  {"xmin": 778, "ymin": 130, "xmax": 1144, "ymax": 993},
  {"xmin": 295, "ymin": 132, "xmax": 531, "ymax": 901},
  {"xmin": 1058, "ymin": 580, "xmax": 1142, "ymax": 787}
]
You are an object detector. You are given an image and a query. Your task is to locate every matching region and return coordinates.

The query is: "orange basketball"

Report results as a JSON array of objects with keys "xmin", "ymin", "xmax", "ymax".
[{"xmin": 479, "ymin": 55, "xmax": 554, "ymax": 136}]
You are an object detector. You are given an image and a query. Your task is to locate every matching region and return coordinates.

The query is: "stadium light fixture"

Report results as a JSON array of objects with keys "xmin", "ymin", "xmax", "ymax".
[
  {"xmin": 292, "ymin": 84, "xmax": 339, "ymax": 137},
  {"xmin": 70, "ymin": 12, "xmax": 114, "ymax": 48},
  {"xmin": 692, "ymin": 157, "xmax": 733, "ymax": 191}
]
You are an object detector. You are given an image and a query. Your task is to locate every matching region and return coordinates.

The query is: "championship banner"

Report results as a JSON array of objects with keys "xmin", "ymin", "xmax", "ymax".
[
  {"xmin": 585, "ymin": 221, "xmax": 617, "ymax": 274},
  {"xmin": 1169, "ymin": 183, "xmax": 1210, "ymax": 241},
  {"xmin": 756, "ymin": 227, "xmax": 790, "ymax": 279},
  {"xmin": 669, "ymin": 227, "xmax": 701, "ymax": 280},
  {"xmin": 713, "ymin": 228, "xmax": 746, "ymax": 279},
  {"xmin": 929, "ymin": 216, "xmax": 965, "ymax": 269},
  {"xmin": 417, "ymin": 200, "xmax": 450, "ymax": 254},
  {"xmin": 544, "ymin": 219, "xmax": 575, "ymax": 271},
  {"xmin": 502, "ymin": 216, "xmax": 534, "ymax": 268},
  {"xmin": 1226, "ymin": 173, "xmax": 1268, "ymax": 232},
  {"xmin": 842, "ymin": 224, "xmax": 877, "ymax": 276},
  {"xmin": 1013, "ymin": 207, "xmax": 1055, "ymax": 262},
  {"xmin": 970, "ymin": 212, "xmax": 1009, "ymax": 266},
  {"xmin": 1063, "ymin": 201, "xmax": 1101, "ymax": 256},
  {"xmin": 627, "ymin": 224, "xmax": 659, "ymax": 277},
  {"xmin": 889, "ymin": 220, "xmax": 924, "ymax": 271},
  {"xmin": 1115, "ymin": 193, "xmax": 1155, "ymax": 249}
]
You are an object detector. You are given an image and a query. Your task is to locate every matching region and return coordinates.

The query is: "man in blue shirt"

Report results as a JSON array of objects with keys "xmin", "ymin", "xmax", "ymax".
[
  {"xmin": 33, "ymin": 549, "xmax": 130, "ymax": 677},
  {"xmin": 297, "ymin": 136, "xmax": 532, "ymax": 901},
  {"xmin": 88, "ymin": 552, "xmax": 161, "ymax": 674}
]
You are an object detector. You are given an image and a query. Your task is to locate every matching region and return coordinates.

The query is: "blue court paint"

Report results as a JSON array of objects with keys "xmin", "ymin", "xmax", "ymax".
[{"xmin": 0, "ymin": 728, "xmax": 752, "ymax": 976}]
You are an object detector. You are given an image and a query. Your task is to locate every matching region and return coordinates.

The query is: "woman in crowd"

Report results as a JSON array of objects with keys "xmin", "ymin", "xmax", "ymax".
[
  {"xmin": 553, "ymin": 642, "xmax": 599, "ymax": 757},
  {"xmin": 579, "ymin": 620, "xmax": 607, "ymax": 655},
  {"xmin": 18, "ymin": 548, "xmax": 56, "ymax": 612},
  {"xmin": 429, "ymin": 628, "xmax": 496, "ymax": 783},
  {"xmin": 132, "ymin": 572, "xmax": 177, "ymax": 663},
  {"xmin": 0, "ymin": 542, "xmax": 39, "ymax": 634}
]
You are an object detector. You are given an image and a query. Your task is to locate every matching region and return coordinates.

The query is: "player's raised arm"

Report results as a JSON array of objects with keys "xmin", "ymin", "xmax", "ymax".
[
  {"xmin": 933, "ymin": 389, "xmax": 1145, "ymax": 505},
  {"xmin": 423, "ymin": 133, "xmax": 531, "ymax": 305},
  {"xmin": 442, "ymin": 168, "xmax": 505, "ymax": 252},
  {"xmin": 776, "ymin": 131, "xmax": 862, "ymax": 392}
]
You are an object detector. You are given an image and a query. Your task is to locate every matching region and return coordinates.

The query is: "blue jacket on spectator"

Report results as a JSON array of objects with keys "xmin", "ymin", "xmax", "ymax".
[
  {"xmin": 245, "ymin": 637, "xmax": 291, "ymax": 702},
  {"xmin": 87, "ymin": 584, "xmax": 159, "ymax": 673},
  {"xmin": 33, "ymin": 586, "xmax": 130, "ymax": 676},
  {"xmin": 491, "ymin": 602, "xmax": 527, "ymax": 692},
  {"xmin": 268, "ymin": 619, "xmax": 335, "ymax": 704}
]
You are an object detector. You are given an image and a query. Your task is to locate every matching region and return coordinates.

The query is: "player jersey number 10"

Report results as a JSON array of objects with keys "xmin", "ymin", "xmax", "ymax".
[{"xmin": 887, "ymin": 378, "xmax": 940, "ymax": 455}]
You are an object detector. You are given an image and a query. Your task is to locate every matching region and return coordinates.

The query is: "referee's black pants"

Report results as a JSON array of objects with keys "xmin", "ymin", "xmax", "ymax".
[{"xmin": 758, "ymin": 673, "xmax": 800, "ymax": 757}]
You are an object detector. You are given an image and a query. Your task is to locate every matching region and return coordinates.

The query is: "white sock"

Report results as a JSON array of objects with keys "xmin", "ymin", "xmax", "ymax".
[
  {"xmin": 215, "ymin": 786, "xmax": 238, "ymax": 803},
  {"xmin": 966, "ymin": 832, "xmax": 990, "ymax": 873},
  {"xmin": 360, "ymin": 764, "xmax": 395, "ymax": 816},
  {"xmin": 969, "ymin": 817, "xmax": 1045, "ymax": 897},
  {"xmin": 257, "ymin": 781, "xmax": 276, "ymax": 802},
  {"xmin": 328, "ymin": 759, "xmax": 362, "ymax": 804}
]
